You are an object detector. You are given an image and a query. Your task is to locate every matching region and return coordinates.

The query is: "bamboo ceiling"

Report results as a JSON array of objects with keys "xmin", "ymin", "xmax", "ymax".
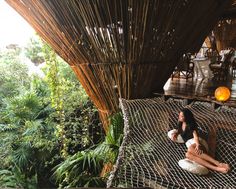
[{"xmin": 6, "ymin": 0, "xmax": 233, "ymax": 131}]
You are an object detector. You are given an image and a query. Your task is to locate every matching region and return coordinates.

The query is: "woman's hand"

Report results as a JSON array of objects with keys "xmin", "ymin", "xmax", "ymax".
[
  {"xmin": 195, "ymin": 143, "xmax": 203, "ymax": 155},
  {"xmin": 193, "ymin": 130, "xmax": 203, "ymax": 155},
  {"xmin": 171, "ymin": 132, "xmax": 178, "ymax": 141}
]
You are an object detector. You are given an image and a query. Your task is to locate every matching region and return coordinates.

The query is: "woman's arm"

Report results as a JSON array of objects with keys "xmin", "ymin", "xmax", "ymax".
[
  {"xmin": 193, "ymin": 130, "xmax": 200, "ymax": 144},
  {"xmin": 171, "ymin": 123, "xmax": 181, "ymax": 141}
]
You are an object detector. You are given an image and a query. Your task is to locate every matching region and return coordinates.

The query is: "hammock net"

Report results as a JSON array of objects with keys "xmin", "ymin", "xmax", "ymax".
[{"xmin": 107, "ymin": 97, "xmax": 236, "ymax": 189}]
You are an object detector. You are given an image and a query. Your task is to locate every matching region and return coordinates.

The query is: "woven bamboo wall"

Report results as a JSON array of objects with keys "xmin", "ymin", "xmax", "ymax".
[{"xmin": 6, "ymin": 0, "xmax": 232, "ymax": 131}]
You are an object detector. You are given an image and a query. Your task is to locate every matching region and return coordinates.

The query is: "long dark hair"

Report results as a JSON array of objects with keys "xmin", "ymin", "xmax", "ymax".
[{"xmin": 178, "ymin": 108, "xmax": 198, "ymax": 129}]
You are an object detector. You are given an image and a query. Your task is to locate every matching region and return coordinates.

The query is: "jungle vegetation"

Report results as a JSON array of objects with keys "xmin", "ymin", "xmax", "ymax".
[{"xmin": 0, "ymin": 36, "xmax": 123, "ymax": 188}]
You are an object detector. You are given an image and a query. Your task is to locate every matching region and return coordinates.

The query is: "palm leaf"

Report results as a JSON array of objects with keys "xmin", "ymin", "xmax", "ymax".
[
  {"xmin": 53, "ymin": 150, "xmax": 103, "ymax": 187},
  {"xmin": 12, "ymin": 142, "xmax": 33, "ymax": 170}
]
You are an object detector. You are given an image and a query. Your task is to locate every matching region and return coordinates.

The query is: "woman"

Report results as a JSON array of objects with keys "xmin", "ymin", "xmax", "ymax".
[{"xmin": 171, "ymin": 108, "xmax": 230, "ymax": 174}]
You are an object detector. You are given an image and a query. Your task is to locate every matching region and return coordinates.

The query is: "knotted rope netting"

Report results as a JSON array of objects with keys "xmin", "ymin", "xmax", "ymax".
[{"xmin": 107, "ymin": 97, "xmax": 236, "ymax": 189}]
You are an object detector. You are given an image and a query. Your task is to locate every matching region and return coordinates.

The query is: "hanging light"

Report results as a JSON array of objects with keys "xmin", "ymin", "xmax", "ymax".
[{"xmin": 214, "ymin": 86, "xmax": 231, "ymax": 102}]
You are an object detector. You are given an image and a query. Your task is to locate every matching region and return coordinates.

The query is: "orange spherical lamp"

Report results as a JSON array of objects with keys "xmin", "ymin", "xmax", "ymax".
[{"xmin": 214, "ymin": 86, "xmax": 231, "ymax": 102}]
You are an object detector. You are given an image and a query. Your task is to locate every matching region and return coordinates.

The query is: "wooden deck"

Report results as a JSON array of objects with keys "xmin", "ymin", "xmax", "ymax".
[{"xmin": 163, "ymin": 74, "xmax": 236, "ymax": 107}]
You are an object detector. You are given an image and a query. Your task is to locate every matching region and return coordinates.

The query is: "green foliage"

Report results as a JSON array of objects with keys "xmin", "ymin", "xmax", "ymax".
[
  {"xmin": 0, "ymin": 90, "xmax": 59, "ymax": 184},
  {"xmin": 53, "ymin": 150, "xmax": 105, "ymax": 188},
  {"xmin": 42, "ymin": 44, "xmax": 103, "ymax": 156},
  {"xmin": 43, "ymin": 45, "xmax": 62, "ymax": 111},
  {"xmin": 2, "ymin": 92, "xmax": 44, "ymax": 122},
  {"xmin": 0, "ymin": 169, "xmax": 23, "ymax": 188},
  {"xmin": 25, "ymin": 35, "xmax": 45, "ymax": 65},
  {"xmin": 53, "ymin": 112, "xmax": 124, "ymax": 188},
  {"xmin": 31, "ymin": 75, "xmax": 50, "ymax": 98},
  {"xmin": 94, "ymin": 112, "xmax": 124, "ymax": 164},
  {"xmin": 0, "ymin": 167, "xmax": 37, "ymax": 189},
  {"xmin": 0, "ymin": 34, "xmax": 105, "ymax": 188},
  {"xmin": 107, "ymin": 112, "xmax": 124, "ymax": 146},
  {"xmin": 43, "ymin": 44, "xmax": 74, "ymax": 157},
  {"xmin": 0, "ymin": 45, "xmax": 21, "ymax": 62},
  {"xmin": 0, "ymin": 48, "xmax": 31, "ymax": 100}
]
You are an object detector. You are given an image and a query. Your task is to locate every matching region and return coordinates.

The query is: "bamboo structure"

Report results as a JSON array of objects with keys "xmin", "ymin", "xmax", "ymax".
[
  {"xmin": 214, "ymin": 19, "xmax": 236, "ymax": 51},
  {"xmin": 6, "ymin": 0, "xmax": 233, "ymax": 132}
]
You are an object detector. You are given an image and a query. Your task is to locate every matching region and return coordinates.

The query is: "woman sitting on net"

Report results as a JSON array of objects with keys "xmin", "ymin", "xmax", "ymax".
[{"xmin": 170, "ymin": 108, "xmax": 230, "ymax": 174}]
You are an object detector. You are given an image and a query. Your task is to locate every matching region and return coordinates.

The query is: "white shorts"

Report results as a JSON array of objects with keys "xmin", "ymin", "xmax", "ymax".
[{"xmin": 186, "ymin": 138, "xmax": 209, "ymax": 152}]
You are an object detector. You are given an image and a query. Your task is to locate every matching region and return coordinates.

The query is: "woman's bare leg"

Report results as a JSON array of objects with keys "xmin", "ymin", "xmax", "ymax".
[
  {"xmin": 186, "ymin": 151, "xmax": 229, "ymax": 173},
  {"xmin": 188, "ymin": 144, "xmax": 220, "ymax": 166},
  {"xmin": 187, "ymin": 144, "xmax": 230, "ymax": 173}
]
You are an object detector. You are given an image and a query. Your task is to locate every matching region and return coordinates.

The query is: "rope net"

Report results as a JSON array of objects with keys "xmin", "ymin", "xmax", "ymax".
[{"xmin": 107, "ymin": 97, "xmax": 236, "ymax": 189}]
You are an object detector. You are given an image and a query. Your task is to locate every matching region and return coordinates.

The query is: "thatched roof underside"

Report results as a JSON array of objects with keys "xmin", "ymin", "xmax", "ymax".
[{"xmin": 6, "ymin": 0, "xmax": 233, "ymax": 130}]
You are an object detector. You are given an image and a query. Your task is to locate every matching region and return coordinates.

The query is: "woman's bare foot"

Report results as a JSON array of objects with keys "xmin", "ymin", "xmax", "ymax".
[
  {"xmin": 216, "ymin": 166, "xmax": 229, "ymax": 174},
  {"xmin": 219, "ymin": 163, "xmax": 230, "ymax": 169},
  {"xmin": 217, "ymin": 163, "xmax": 230, "ymax": 173}
]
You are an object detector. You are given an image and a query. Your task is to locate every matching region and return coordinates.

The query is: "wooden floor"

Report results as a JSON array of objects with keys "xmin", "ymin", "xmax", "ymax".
[{"xmin": 163, "ymin": 73, "xmax": 236, "ymax": 107}]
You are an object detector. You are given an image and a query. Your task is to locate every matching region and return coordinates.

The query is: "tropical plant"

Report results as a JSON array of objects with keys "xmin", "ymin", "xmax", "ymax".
[
  {"xmin": 0, "ymin": 166, "xmax": 38, "ymax": 189},
  {"xmin": 0, "ymin": 47, "xmax": 31, "ymax": 101},
  {"xmin": 53, "ymin": 112, "xmax": 124, "ymax": 188},
  {"xmin": 25, "ymin": 35, "xmax": 45, "ymax": 65},
  {"xmin": 94, "ymin": 112, "xmax": 124, "ymax": 164},
  {"xmin": 0, "ymin": 89, "xmax": 59, "ymax": 188},
  {"xmin": 42, "ymin": 43, "xmax": 103, "ymax": 156},
  {"xmin": 0, "ymin": 169, "xmax": 20, "ymax": 188},
  {"xmin": 53, "ymin": 150, "xmax": 105, "ymax": 188},
  {"xmin": 0, "ymin": 34, "xmax": 106, "ymax": 188}
]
